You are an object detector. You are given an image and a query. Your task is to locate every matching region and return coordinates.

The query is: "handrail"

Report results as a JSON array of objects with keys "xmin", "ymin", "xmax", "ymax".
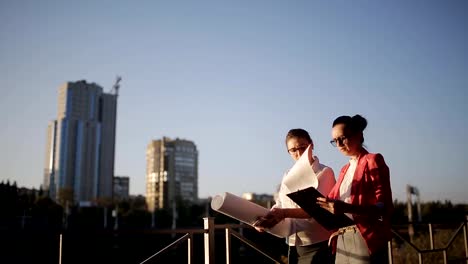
[
  {"xmin": 390, "ymin": 218, "xmax": 468, "ymax": 264},
  {"xmin": 445, "ymin": 221, "xmax": 466, "ymax": 249},
  {"xmin": 391, "ymin": 229, "xmax": 422, "ymax": 252},
  {"xmin": 227, "ymin": 228, "xmax": 285, "ymax": 264},
  {"xmin": 139, "ymin": 233, "xmax": 192, "ymax": 264}
]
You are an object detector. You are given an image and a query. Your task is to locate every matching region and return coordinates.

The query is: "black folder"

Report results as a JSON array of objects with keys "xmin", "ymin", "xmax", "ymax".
[{"xmin": 286, "ymin": 186, "xmax": 354, "ymax": 231}]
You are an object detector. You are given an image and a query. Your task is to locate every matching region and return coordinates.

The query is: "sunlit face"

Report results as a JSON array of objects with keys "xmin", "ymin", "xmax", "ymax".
[
  {"xmin": 331, "ymin": 124, "xmax": 361, "ymax": 157},
  {"xmin": 286, "ymin": 137, "xmax": 311, "ymax": 161}
]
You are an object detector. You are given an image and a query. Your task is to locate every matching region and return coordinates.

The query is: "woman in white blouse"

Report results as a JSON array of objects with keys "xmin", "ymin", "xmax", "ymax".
[{"xmin": 255, "ymin": 128, "xmax": 336, "ymax": 264}]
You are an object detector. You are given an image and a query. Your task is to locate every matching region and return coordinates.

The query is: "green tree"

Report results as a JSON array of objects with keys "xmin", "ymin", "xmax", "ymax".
[{"xmin": 57, "ymin": 187, "xmax": 74, "ymax": 207}]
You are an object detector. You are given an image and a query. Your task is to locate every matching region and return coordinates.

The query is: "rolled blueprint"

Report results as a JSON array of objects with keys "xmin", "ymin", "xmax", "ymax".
[
  {"xmin": 282, "ymin": 145, "xmax": 318, "ymax": 191},
  {"xmin": 211, "ymin": 192, "xmax": 291, "ymax": 238}
]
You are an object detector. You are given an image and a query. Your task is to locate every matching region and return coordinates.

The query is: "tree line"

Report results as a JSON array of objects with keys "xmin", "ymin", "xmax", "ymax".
[{"xmin": 1, "ymin": 181, "xmax": 467, "ymax": 231}]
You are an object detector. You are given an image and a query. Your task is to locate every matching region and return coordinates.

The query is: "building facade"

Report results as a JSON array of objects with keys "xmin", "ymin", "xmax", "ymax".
[
  {"xmin": 43, "ymin": 80, "xmax": 118, "ymax": 204},
  {"xmin": 113, "ymin": 176, "xmax": 130, "ymax": 201},
  {"xmin": 146, "ymin": 137, "xmax": 198, "ymax": 212},
  {"xmin": 242, "ymin": 192, "xmax": 275, "ymax": 209}
]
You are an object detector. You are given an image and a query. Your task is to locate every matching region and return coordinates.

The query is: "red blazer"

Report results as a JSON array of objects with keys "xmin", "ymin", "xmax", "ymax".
[{"xmin": 328, "ymin": 150, "xmax": 393, "ymax": 254}]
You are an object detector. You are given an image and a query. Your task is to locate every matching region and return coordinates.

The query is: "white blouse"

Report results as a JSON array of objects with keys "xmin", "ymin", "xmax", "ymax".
[
  {"xmin": 273, "ymin": 156, "xmax": 336, "ymax": 246},
  {"xmin": 339, "ymin": 158, "xmax": 358, "ymax": 220}
]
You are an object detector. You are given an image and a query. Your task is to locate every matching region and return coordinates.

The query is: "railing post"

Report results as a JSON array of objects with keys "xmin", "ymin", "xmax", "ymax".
[
  {"xmin": 387, "ymin": 240, "xmax": 393, "ymax": 264},
  {"xmin": 203, "ymin": 217, "xmax": 215, "ymax": 264},
  {"xmin": 188, "ymin": 233, "xmax": 193, "ymax": 264},
  {"xmin": 418, "ymin": 252, "xmax": 423, "ymax": 264},
  {"xmin": 225, "ymin": 228, "xmax": 231, "ymax": 264},
  {"xmin": 429, "ymin": 223, "xmax": 434, "ymax": 250},
  {"xmin": 59, "ymin": 233, "xmax": 63, "ymax": 264},
  {"xmin": 464, "ymin": 216, "xmax": 468, "ymax": 264},
  {"xmin": 443, "ymin": 250, "xmax": 448, "ymax": 264}
]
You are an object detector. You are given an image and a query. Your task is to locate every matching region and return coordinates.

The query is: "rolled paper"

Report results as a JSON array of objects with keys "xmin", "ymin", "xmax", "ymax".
[{"xmin": 211, "ymin": 192, "xmax": 291, "ymax": 238}]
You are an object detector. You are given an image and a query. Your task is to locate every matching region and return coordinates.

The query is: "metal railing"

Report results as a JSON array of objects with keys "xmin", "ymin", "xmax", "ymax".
[
  {"xmin": 137, "ymin": 227, "xmax": 206, "ymax": 263},
  {"xmin": 139, "ymin": 233, "xmax": 193, "ymax": 264},
  {"xmin": 224, "ymin": 227, "xmax": 284, "ymax": 264},
  {"xmin": 136, "ymin": 217, "xmax": 283, "ymax": 264},
  {"xmin": 55, "ymin": 216, "xmax": 468, "ymax": 264},
  {"xmin": 388, "ymin": 216, "xmax": 468, "ymax": 264}
]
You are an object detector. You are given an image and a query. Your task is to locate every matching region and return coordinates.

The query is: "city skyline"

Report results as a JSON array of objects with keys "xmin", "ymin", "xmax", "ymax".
[{"xmin": 1, "ymin": 1, "xmax": 467, "ymax": 203}]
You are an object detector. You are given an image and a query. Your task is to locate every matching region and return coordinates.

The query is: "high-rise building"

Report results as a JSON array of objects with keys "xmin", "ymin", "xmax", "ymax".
[
  {"xmin": 43, "ymin": 80, "xmax": 119, "ymax": 204},
  {"xmin": 113, "ymin": 176, "xmax": 130, "ymax": 201},
  {"xmin": 146, "ymin": 137, "xmax": 198, "ymax": 212}
]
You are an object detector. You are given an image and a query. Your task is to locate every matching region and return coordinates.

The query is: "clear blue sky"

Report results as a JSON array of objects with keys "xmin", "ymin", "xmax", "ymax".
[{"xmin": 1, "ymin": 0, "xmax": 467, "ymax": 203}]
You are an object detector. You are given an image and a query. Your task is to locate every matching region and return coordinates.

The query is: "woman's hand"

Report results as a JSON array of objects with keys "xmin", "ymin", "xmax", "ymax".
[
  {"xmin": 254, "ymin": 226, "xmax": 265, "ymax": 232},
  {"xmin": 253, "ymin": 208, "xmax": 286, "ymax": 229},
  {"xmin": 316, "ymin": 197, "xmax": 345, "ymax": 215}
]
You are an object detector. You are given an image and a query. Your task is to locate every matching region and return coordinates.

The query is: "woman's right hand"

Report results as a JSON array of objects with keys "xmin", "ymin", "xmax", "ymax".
[
  {"xmin": 254, "ymin": 225, "xmax": 265, "ymax": 232},
  {"xmin": 316, "ymin": 197, "xmax": 345, "ymax": 215}
]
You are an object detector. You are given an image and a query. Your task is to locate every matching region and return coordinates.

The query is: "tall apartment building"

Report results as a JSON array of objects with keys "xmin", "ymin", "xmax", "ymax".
[
  {"xmin": 146, "ymin": 137, "xmax": 198, "ymax": 212},
  {"xmin": 43, "ymin": 80, "xmax": 119, "ymax": 203}
]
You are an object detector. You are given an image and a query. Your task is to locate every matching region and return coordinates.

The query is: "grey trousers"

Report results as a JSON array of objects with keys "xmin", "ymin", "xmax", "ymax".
[
  {"xmin": 289, "ymin": 241, "xmax": 332, "ymax": 264},
  {"xmin": 335, "ymin": 228, "xmax": 388, "ymax": 264}
]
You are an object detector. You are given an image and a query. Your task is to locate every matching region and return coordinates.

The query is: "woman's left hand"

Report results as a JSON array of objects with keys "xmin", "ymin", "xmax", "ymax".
[
  {"xmin": 316, "ymin": 197, "xmax": 345, "ymax": 215},
  {"xmin": 253, "ymin": 208, "xmax": 285, "ymax": 229}
]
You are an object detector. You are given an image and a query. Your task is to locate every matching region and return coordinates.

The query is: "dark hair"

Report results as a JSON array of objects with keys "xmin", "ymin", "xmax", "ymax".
[
  {"xmin": 285, "ymin": 128, "xmax": 313, "ymax": 145},
  {"xmin": 332, "ymin": 115, "xmax": 367, "ymax": 143}
]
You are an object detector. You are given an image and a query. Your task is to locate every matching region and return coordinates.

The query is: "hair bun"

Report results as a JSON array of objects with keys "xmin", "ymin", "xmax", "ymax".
[{"xmin": 352, "ymin": 115, "xmax": 368, "ymax": 132}]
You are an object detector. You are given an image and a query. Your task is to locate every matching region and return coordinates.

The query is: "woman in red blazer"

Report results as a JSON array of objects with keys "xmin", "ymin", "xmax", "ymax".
[{"xmin": 317, "ymin": 115, "xmax": 393, "ymax": 264}]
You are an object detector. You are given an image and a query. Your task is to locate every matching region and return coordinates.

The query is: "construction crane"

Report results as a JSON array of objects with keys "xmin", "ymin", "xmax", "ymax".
[{"xmin": 111, "ymin": 75, "xmax": 122, "ymax": 96}]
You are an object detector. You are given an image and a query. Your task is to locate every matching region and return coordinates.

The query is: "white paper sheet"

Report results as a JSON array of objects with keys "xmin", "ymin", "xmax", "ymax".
[
  {"xmin": 282, "ymin": 145, "xmax": 318, "ymax": 191},
  {"xmin": 211, "ymin": 192, "xmax": 291, "ymax": 238}
]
